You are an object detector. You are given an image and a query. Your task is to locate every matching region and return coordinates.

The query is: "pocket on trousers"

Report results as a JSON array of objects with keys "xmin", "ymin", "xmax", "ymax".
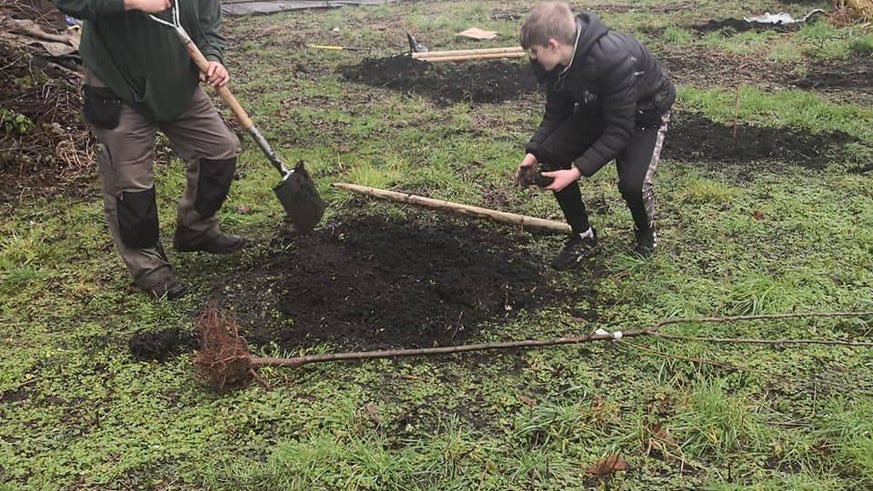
[
  {"xmin": 83, "ymin": 85, "xmax": 122, "ymax": 129},
  {"xmin": 117, "ymin": 187, "xmax": 159, "ymax": 249},
  {"xmin": 195, "ymin": 158, "xmax": 236, "ymax": 217}
]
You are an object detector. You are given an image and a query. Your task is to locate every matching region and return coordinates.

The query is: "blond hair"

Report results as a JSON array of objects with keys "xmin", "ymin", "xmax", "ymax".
[{"xmin": 520, "ymin": 2, "xmax": 576, "ymax": 49}]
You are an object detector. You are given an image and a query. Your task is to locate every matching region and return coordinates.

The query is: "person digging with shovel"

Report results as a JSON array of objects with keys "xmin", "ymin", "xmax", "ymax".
[
  {"xmin": 516, "ymin": 2, "xmax": 675, "ymax": 268},
  {"xmin": 54, "ymin": 0, "xmax": 246, "ymax": 299}
]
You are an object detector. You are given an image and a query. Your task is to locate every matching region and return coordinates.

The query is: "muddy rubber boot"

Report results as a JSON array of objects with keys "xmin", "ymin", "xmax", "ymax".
[
  {"xmin": 174, "ymin": 231, "xmax": 247, "ymax": 254},
  {"xmin": 633, "ymin": 227, "xmax": 657, "ymax": 258},
  {"xmin": 551, "ymin": 228, "xmax": 599, "ymax": 270}
]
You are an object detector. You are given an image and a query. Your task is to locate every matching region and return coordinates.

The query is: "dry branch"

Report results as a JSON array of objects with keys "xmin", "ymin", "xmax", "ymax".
[{"xmin": 333, "ymin": 182, "xmax": 571, "ymax": 234}]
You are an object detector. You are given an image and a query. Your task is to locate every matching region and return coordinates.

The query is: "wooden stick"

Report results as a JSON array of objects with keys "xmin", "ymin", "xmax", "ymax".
[
  {"xmin": 413, "ymin": 46, "xmax": 525, "ymax": 59},
  {"xmin": 416, "ymin": 52, "xmax": 527, "ymax": 62},
  {"xmin": 333, "ymin": 182, "xmax": 571, "ymax": 234}
]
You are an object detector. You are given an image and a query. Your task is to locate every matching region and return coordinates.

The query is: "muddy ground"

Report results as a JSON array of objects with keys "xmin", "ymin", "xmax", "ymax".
[{"xmin": 215, "ymin": 213, "xmax": 561, "ymax": 351}]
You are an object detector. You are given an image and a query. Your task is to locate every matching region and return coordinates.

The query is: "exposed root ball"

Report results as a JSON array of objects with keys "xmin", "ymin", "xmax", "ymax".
[{"xmin": 194, "ymin": 306, "xmax": 255, "ymax": 392}]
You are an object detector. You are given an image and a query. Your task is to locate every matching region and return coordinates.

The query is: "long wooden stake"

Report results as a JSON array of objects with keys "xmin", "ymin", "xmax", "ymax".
[
  {"xmin": 412, "ymin": 46, "xmax": 525, "ymax": 59},
  {"xmin": 333, "ymin": 182, "xmax": 571, "ymax": 234},
  {"xmin": 416, "ymin": 52, "xmax": 527, "ymax": 62}
]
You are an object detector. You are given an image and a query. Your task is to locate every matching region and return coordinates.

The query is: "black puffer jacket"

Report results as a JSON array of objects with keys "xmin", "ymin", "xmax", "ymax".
[{"xmin": 526, "ymin": 12, "xmax": 675, "ymax": 176}]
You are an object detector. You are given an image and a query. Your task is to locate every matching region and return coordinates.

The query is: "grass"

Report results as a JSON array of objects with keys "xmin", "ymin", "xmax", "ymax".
[{"xmin": 2, "ymin": 0, "xmax": 872, "ymax": 489}]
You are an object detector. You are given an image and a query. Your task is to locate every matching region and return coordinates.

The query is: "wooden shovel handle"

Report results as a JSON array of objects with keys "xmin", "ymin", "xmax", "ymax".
[{"xmin": 182, "ymin": 37, "xmax": 254, "ymax": 130}]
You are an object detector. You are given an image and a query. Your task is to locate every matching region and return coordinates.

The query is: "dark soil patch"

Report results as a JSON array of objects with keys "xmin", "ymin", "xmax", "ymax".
[
  {"xmin": 786, "ymin": 54, "xmax": 873, "ymax": 93},
  {"xmin": 689, "ymin": 18, "xmax": 803, "ymax": 33},
  {"xmin": 341, "ymin": 56, "xmax": 537, "ymax": 105},
  {"xmin": 128, "ymin": 328, "xmax": 198, "ymax": 362},
  {"xmin": 214, "ymin": 212, "xmax": 560, "ymax": 352},
  {"xmin": 664, "ymin": 112, "xmax": 856, "ymax": 169},
  {"xmin": 0, "ymin": 387, "xmax": 30, "ymax": 404}
]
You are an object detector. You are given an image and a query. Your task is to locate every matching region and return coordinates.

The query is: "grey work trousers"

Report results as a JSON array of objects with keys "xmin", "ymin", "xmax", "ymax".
[{"xmin": 86, "ymin": 71, "xmax": 241, "ymax": 291}]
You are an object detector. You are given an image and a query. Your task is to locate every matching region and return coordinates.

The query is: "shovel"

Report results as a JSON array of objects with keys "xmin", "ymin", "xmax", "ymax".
[{"xmin": 150, "ymin": 7, "xmax": 326, "ymax": 233}]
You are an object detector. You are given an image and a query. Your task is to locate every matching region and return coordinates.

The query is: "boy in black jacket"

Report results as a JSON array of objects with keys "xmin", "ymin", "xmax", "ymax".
[{"xmin": 516, "ymin": 1, "xmax": 675, "ymax": 269}]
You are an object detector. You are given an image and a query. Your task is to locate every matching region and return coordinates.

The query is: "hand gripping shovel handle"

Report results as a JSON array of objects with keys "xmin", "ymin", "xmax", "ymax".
[{"xmin": 177, "ymin": 31, "xmax": 291, "ymax": 177}]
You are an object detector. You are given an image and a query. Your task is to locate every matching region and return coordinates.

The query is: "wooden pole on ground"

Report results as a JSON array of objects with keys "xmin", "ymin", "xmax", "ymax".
[
  {"xmin": 413, "ymin": 46, "xmax": 526, "ymax": 62},
  {"xmin": 333, "ymin": 182, "xmax": 571, "ymax": 234},
  {"xmin": 412, "ymin": 46, "xmax": 525, "ymax": 58},
  {"xmin": 416, "ymin": 52, "xmax": 527, "ymax": 62}
]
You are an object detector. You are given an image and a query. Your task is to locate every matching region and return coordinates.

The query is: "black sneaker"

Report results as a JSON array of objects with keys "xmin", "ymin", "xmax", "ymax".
[
  {"xmin": 147, "ymin": 277, "xmax": 187, "ymax": 300},
  {"xmin": 174, "ymin": 232, "xmax": 247, "ymax": 254},
  {"xmin": 551, "ymin": 228, "xmax": 599, "ymax": 270},
  {"xmin": 633, "ymin": 228, "xmax": 657, "ymax": 258}
]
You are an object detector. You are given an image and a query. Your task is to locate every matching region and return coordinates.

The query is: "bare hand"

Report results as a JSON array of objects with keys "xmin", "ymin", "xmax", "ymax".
[
  {"xmin": 125, "ymin": 0, "xmax": 170, "ymax": 13},
  {"xmin": 515, "ymin": 153, "xmax": 538, "ymax": 187},
  {"xmin": 200, "ymin": 61, "xmax": 230, "ymax": 87},
  {"xmin": 542, "ymin": 167, "xmax": 582, "ymax": 192}
]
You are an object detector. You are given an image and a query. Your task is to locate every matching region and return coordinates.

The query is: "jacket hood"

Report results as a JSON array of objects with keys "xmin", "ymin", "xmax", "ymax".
[{"xmin": 573, "ymin": 12, "xmax": 609, "ymax": 65}]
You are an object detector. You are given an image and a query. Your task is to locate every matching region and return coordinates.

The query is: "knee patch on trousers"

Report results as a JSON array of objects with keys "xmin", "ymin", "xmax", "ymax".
[
  {"xmin": 117, "ymin": 187, "xmax": 159, "ymax": 249},
  {"xmin": 195, "ymin": 157, "xmax": 236, "ymax": 218}
]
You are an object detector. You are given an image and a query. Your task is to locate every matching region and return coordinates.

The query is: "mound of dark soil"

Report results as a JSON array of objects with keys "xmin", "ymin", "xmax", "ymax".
[
  {"xmin": 341, "ymin": 56, "xmax": 538, "ymax": 105},
  {"xmin": 663, "ymin": 113, "xmax": 856, "ymax": 169},
  {"xmin": 216, "ymin": 213, "xmax": 560, "ymax": 352}
]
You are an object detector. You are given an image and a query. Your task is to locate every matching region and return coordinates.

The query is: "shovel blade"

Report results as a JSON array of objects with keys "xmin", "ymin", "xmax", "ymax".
[{"xmin": 274, "ymin": 161, "xmax": 326, "ymax": 234}]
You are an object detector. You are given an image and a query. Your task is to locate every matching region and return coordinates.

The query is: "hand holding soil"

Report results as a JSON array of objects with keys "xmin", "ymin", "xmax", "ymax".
[{"xmin": 515, "ymin": 153, "xmax": 538, "ymax": 187}]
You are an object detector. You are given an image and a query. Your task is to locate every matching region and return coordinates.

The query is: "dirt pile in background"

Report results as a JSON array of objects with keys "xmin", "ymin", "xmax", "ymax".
[{"xmin": 341, "ymin": 56, "xmax": 538, "ymax": 105}]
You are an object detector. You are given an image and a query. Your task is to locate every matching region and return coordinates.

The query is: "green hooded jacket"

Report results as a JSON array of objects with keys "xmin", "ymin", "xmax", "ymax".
[{"xmin": 53, "ymin": 0, "xmax": 225, "ymax": 122}]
